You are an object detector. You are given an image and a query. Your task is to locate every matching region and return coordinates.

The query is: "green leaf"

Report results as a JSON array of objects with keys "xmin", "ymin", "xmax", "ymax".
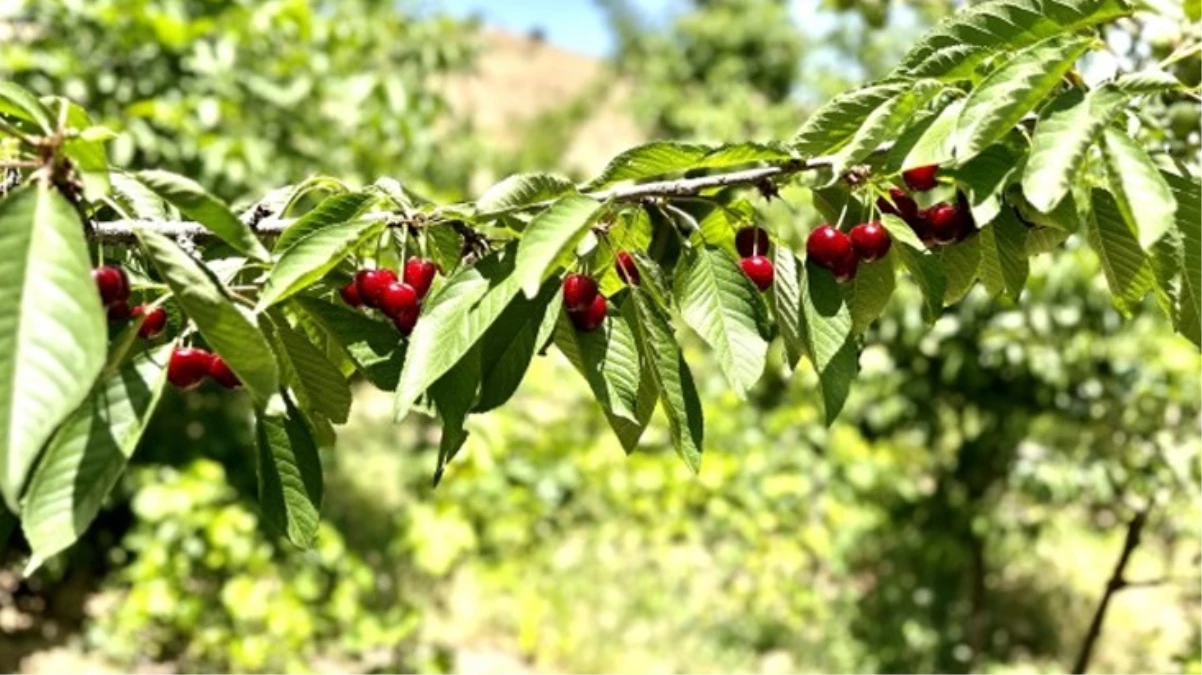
[
  {"xmin": 135, "ymin": 170, "xmax": 269, "ymax": 261},
  {"xmin": 977, "ymin": 209, "xmax": 1030, "ymax": 301},
  {"xmin": 21, "ymin": 344, "xmax": 171, "ymax": 568},
  {"xmin": 674, "ymin": 246, "xmax": 769, "ymax": 395},
  {"xmin": 1025, "ymin": 226, "xmax": 1072, "ymax": 255},
  {"xmin": 0, "ymin": 82, "xmax": 54, "ymax": 132},
  {"xmin": 0, "ymin": 185, "xmax": 106, "ymax": 509},
  {"xmin": 955, "ymin": 144, "xmax": 1020, "ymax": 226},
  {"xmin": 1101, "ymin": 128, "xmax": 1176, "ymax": 249},
  {"xmin": 258, "ymin": 218, "xmax": 386, "ymax": 309},
  {"xmin": 798, "ymin": 264, "xmax": 858, "ymax": 424},
  {"xmin": 881, "ymin": 215, "xmax": 947, "ymax": 321},
  {"xmin": 265, "ymin": 315, "xmax": 353, "ymax": 425},
  {"xmin": 893, "ymin": 0, "xmax": 1131, "ymax": 81},
  {"xmin": 888, "ymin": 95, "xmax": 963, "ymax": 172},
  {"xmin": 1022, "ymin": 85, "xmax": 1126, "ymax": 212},
  {"xmin": 844, "ymin": 252, "xmax": 896, "ymax": 334},
  {"xmin": 793, "ymin": 81, "xmax": 913, "ymax": 157},
  {"xmin": 553, "ymin": 306, "xmax": 655, "ymax": 453},
  {"xmin": 955, "ymin": 34, "xmax": 1094, "ymax": 161},
  {"xmin": 430, "ymin": 346, "xmax": 482, "ymax": 485},
  {"xmin": 583, "ymin": 141, "xmax": 790, "ymax": 190},
  {"xmin": 478, "ymin": 173, "xmax": 576, "ymax": 213},
  {"xmin": 293, "ymin": 297, "xmax": 404, "ymax": 390},
  {"xmin": 110, "ymin": 172, "xmax": 171, "ymax": 220},
  {"xmin": 939, "ymin": 234, "xmax": 983, "ymax": 303},
  {"xmin": 255, "ymin": 396, "xmax": 323, "ymax": 547},
  {"xmin": 474, "ymin": 280, "xmax": 558, "ymax": 413},
  {"xmin": 771, "ymin": 246, "xmax": 805, "ymax": 369},
  {"xmin": 831, "ymin": 80, "xmax": 945, "ymax": 174},
  {"xmin": 625, "ymin": 290, "xmax": 704, "ymax": 471},
  {"xmin": 1087, "ymin": 188, "xmax": 1155, "ymax": 315},
  {"xmin": 514, "ymin": 194, "xmax": 603, "ymax": 298},
  {"xmin": 1163, "ymin": 171, "xmax": 1201, "ymax": 347},
  {"xmin": 1112, "ymin": 69, "xmax": 1185, "ymax": 95},
  {"xmin": 394, "ymin": 246, "xmax": 523, "ymax": 421},
  {"xmin": 55, "ymin": 100, "xmax": 110, "ymax": 201},
  {"xmin": 274, "ymin": 192, "xmax": 376, "ymax": 253},
  {"xmin": 137, "ymin": 229, "xmax": 278, "ymax": 402}
]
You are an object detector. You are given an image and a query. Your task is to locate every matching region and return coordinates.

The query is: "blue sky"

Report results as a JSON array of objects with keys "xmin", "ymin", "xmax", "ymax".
[{"xmin": 433, "ymin": 0, "xmax": 677, "ymax": 57}]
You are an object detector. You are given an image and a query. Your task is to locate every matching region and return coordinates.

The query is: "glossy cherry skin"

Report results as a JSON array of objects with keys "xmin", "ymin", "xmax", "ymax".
[
  {"xmin": 876, "ymin": 188, "xmax": 919, "ymax": 222},
  {"xmin": 903, "ymin": 164, "xmax": 939, "ymax": 192},
  {"xmin": 830, "ymin": 251, "xmax": 859, "ymax": 284},
  {"xmin": 735, "ymin": 226, "xmax": 771, "ymax": 258},
  {"xmin": 355, "ymin": 269, "xmax": 397, "ymax": 309},
  {"xmin": 925, "ymin": 203, "xmax": 963, "ymax": 245},
  {"xmin": 849, "ymin": 222, "xmax": 891, "ymax": 263},
  {"xmin": 168, "ymin": 347, "xmax": 214, "ymax": 390},
  {"xmin": 403, "ymin": 258, "xmax": 438, "ymax": 300},
  {"xmin": 106, "ymin": 300, "xmax": 132, "ymax": 322},
  {"xmin": 131, "ymin": 304, "xmax": 167, "ymax": 339},
  {"xmin": 378, "ymin": 282, "xmax": 419, "ymax": 320},
  {"xmin": 562, "ymin": 273, "xmax": 599, "ymax": 313},
  {"xmin": 339, "ymin": 281, "xmax": 363, "ymax": 308},
  {"xmin": 806, "ymin": 225, "xmax": 854, "ymax": 270},
  {"xmin": 393, "ymin": 305, "xmax": 420, "ymax": 336},
  {"xmin": 93, "ymin": 266, "xmax": 130, "ymax": 306},
  {"xmin": 570, "ymin": 294, "xmax": 608, "ymax": 332},
  {"xmin": 208, "ymin": 355, "xmax": 242, "ymax": 389},
  {"xmin": 615, "ymin": 251, "xmax": 640, "ymax": 285},
  {"xmin": 739, "ymin": 255, "xmax": 775, "ymax": 292}
]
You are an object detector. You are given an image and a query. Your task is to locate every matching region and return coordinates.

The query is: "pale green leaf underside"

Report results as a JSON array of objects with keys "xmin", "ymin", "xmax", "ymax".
[
  {"xmin": 978, "ymin": 209, "xmax": 1030, "ymax": 301},
  {"xmin": 799, "ymin": 264, "xmax": 858, "ymax": 425},
  {"xmin": 274, "ymin": 191, "xmax": 376, "ymax": 253},
  {"xmin": 1022, "ymin": 85, "xmax": 1126, "ymax": 212},
  {"xmin": 1087, "ymin": 188, "xmax": 1155, "ymax": 315},
  {"xmin": 845, "ymin": 252, "xmax": 896, "ymax": 334},
  {"xmin": 477, "ymin": 172, "xmax": 576, "ymax": 213},
  {"xmin": 1101, "ymin": 127, "xmax": 1177, "ymax": 250},
  {"xmin": 772, "ymin": 247, "xmax": 806, "ymax": 369},
  {"xmin": 514, "ymin": 194, "xmax": 603, "ymax": 297},
  {"xmin": 135, "ymin": 170, "xmax": 269, "ymax": 261},
  {"xmin": 256, "ymin": 398, "xmax": 323, "ymax": 548},
  {"xmin": 259, "ymin": 218, "xmax": 386, "ymax": 310},
  {"xmin": 269, "ymin": 318, "xmax": 353, "ymax": 425}
]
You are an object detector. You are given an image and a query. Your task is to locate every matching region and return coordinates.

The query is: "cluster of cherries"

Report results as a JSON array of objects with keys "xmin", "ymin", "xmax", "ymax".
[
  {"xmin": 339, "ymin": 257, "xmax": 439, "ymax": 336},
  {"xmin": 92, "ymin": 264, "xmax": 238, "ymax": 391},
  {"xmin": 805, "ymin": 221, "xmax": 892, "ymax": 283},
  {"xmin": 734, "ymin": 226, "xmax": 776, "ymax": 292},
  {"xmin": 877, "ymin": 164, "xmax": 975, "ymax": 247},
  {"xmin": 559, "ymin": 250, "xmax": 643, "ymax": 333}
]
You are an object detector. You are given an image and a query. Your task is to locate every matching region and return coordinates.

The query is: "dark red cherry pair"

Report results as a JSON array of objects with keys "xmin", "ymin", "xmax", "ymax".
[
  {"xmin": 734, "ymin": 226, "xmax": 774, "ymax": 292},
  {"xmin": 94, "ymin": 265, "xmax": 132, "ymax": 321},
  {"xmin": 341, "ymin": 257, "xmax": 439, "ymax": 336},
  {"xmin": 806, "ymin": 222, "xmax": 891, "ymax": 283},
  {"xmin": 563, "ymin": 273, "xmax": 607, "ymax": 332},
  {"xmin": 877, "ymin": 165, "xmax": 974, "ymax": 247},
  {"xmin": 168, "ymin": 347, "xmax": 240, "ymax": 390}
]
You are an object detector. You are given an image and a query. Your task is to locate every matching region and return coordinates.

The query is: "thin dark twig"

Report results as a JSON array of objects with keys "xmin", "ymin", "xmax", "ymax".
[{"xmin": 1072, "ymin": 508, "xmax": 1150, "ymax": 674}]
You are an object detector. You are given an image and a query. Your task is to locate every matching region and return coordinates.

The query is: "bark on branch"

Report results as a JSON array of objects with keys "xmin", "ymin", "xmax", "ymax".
[{"xmin": 1071, "ymin": 508, "xmax": 1150, "ymax": 674}]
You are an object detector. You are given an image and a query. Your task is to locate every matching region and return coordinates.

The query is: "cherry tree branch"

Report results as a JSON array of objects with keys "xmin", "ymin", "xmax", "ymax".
[
  {"xmin": 84, "ymin": 155, "xmax": 835, "ymax": 244},
  {"xmin": 1071, "ymin": 508, "xmax": 1150, "ymax": 675}
]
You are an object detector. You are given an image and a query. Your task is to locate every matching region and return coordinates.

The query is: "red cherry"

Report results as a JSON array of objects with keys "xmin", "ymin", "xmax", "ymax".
[
  {"xmin": 379, "ymin": 282, "xmax": 419, "ymax": 320},
  {"xmin": 616, "ymin": 251, "xmax": 641, "ymax": 285},
  {"xmin": 106, "ymin": 300, "xmax": 131, "ymax": 322},
  {"xmin": 830, "ymin": 251, "xmax": 860, "ymax": 283},
  {"xmin": 93, "ymin": 266, "xmax": 129, "ymax": 306},
  {"xmin": 903, "ymin": 164, "xmax": 939, "ymax": 192},
  {"xmin": 131, "ymin": 304, "xmax": 167, "ymax": 339},
  {"xmin": 208, "ymin": 355, "xmax": 241, "ymax": 389},
  {"xmin": 735, "ymin": 226, "xmax": 770, "ymax": 258},
  {"xmin": 339, "ymin": 281, "xmax": 363, "ymax": 308},
  {"xmin": 925, "ymin": 203, "xmax": 963, "ymax": 245},
  {"xmin": 403, "ymin": 258, "xmax": 438, "ymax": 300},
  {"xmin": 876, "ymin": 188, "xmax": 919, "ymax": 221},
  {"xmin": 355, "ymin": 269, "xmax": 397, "ymax": 309},
  {"xmin": 806, "ymin": 225, "xmax": 853, "ymax": 270},
  {"xmin": 570, "ymin": 294, "xmax": 608, "ymax": 332},
  {"xmin": 739, "ymin": 255, "xmax": 775, "ymax": 292},
  {"xmin": 849, "ymin": 222, "xmax": 891, "ymax": 263},
  {"xmin": 562, "ymin": 273, "xmax": 599, "ymax": 313},
  {"xmin": 168, "ymin": 347, "xmax": 214, "ymax": 390},
  {"xmin": 393, "ymin": 306, "xmax": 420, "ymax": 336}
]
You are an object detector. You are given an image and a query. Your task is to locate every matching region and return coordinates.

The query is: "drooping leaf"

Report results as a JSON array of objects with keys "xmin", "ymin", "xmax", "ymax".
[
  {"xmin": 893, "ymin": 0, "xmax": 1131, "ymax": 81},
  {"xmin": 955, "ymin": 34, "xmax": 1094, "ymax": 161},
  {"xmin": 1022, "ymin": 85, "xmax": 1126, "ymax": 212},
  {"xmin": 255, "ymin": 396, "xmax": 323, "ymax": 547},
  {"xmin": 624, "ymin": 290, "xmax": 704, "ymax": 471},
  {"xmin": 1112, "ymin": 69, "xmax": 1185, "ymax": 95},
  {"xmin": 0, "ymin": 185, "xmax": 106, "ymax": 509},
  {"xmin": 674, "ymin": 246, "xmax": 770, "ymax": 396},
  {"xmin": 137, "ymin": 229, "xmax": 278, "ymax": 402},
  {"xmin": 793, "ymin": 81, "xmax": 913, "ymax": 157},
  {"xmin": 135, "ymin": 170, "xmax": 269, "ymax": 261},
  {"xmin": 474, "ymin": 279, "xmax": 558, "ymax": 413},
  {"xmin": 1100, "ymin": 127, "xmax": 1177, "ymax": 249},
  {"xmin": 771, "ymin": 246, "xmax": 805, "ymax": 369},
  {"xmin": 1087, "ymin": 188, "xmax": 1156, "ymax": 315},
  {"xmin": 1163, "ymin": 170, "xmax": 1201, "ymax": 347},
  {"xmin": 258, "ymin": 218, "xmax": 386, "ymax": 309},
  {"xmin": 831, "ymin": 80, "xmax": 945, "ymax": 174},
  {"xmin": 798, "ymin": 263, "xmax": 858, "ymax": 425},
  {"xmin": 955, "ymin": 144, "xmax": 1020, "ymax": 226},
  {"xmin": 21, "ymin": 344, "xmax": 171, "ymax": 568},
  {"xmin": 477, "ymin": 173, "xmax": 576, "ymax": 213},
  {"xmin": 844, "ymin": 252, "xmax": 897, "ymax": 334},
  {"xmin": 514, "ymin": 194, "xmax": 603, "ymax": 298},
  {"xmin": 394, "ymin": 245, "xmax": 523, "ymax": 420},
  {"xmin": 293, "ymin": 297, "xmax": 404, "ymax": 390},
  {"xmin": 429, "ymin": 345, "xmax": 482, "ymax": 485},
  {"xmin": 939, "ymin": 234, "xmax": 983, "ymax": 303},
  {"xmin": 265, "ymin": 315, "xmax": 353, "ymax": 425},
  {"xmin": 880, "ymin": 215, "xmax": 948, "ymax": 321},
  {"xmin": 274, "ymin": 191, "xmax": 377, "ymax": 253},
  {"xmin": 0, "ymin": 82, "xmax": 54, "ymax": 132},
  {"xmin": 894, "ymin": 98, "xmax": 965, "ymax": 171},
  {"xmin": 977, "ymin": 209, "xmax": 1030, "ymax": 301}
]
